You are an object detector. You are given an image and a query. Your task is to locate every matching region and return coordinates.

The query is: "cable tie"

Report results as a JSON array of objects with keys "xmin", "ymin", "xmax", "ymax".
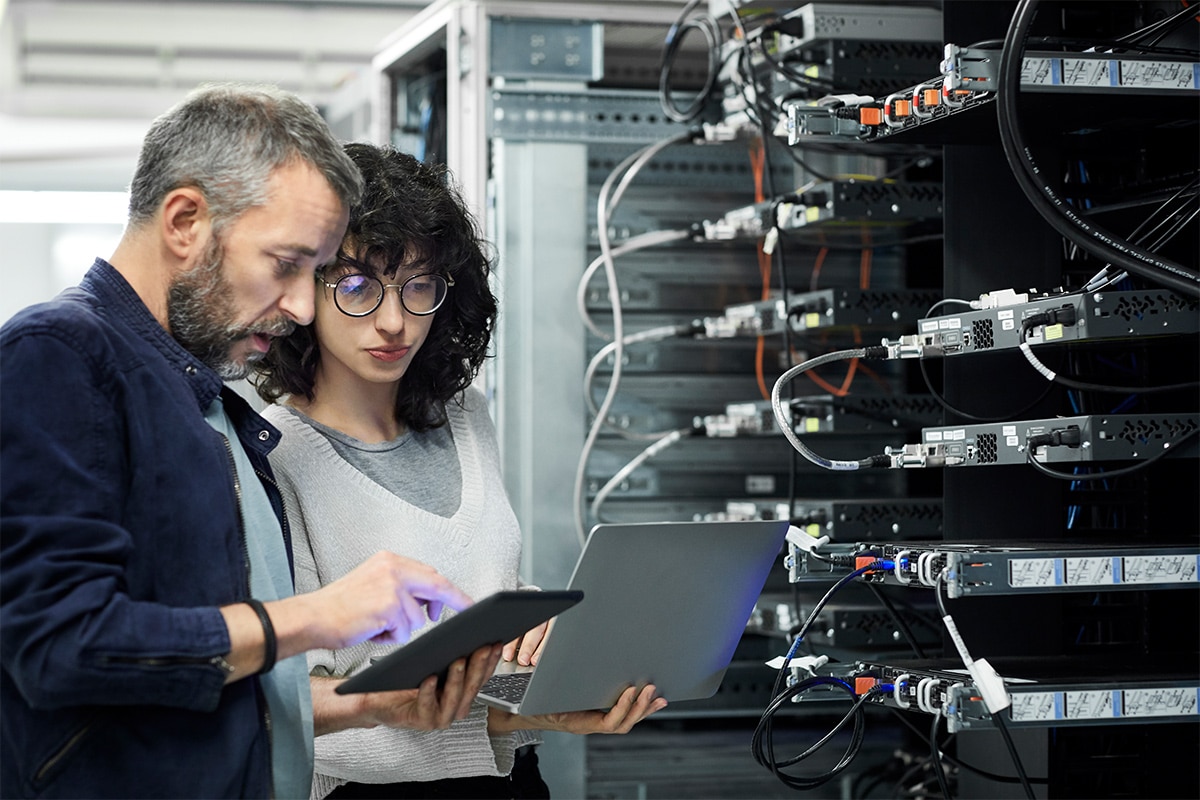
[
  {"xmin": 1019, "ymin": 342, "xmax": 1058, "ymax": 381},
  {"xmin": 968, "ymin": 658, "xmax": 1012, "ymax": 714},
  {"xmin": 785, "ymin": 525, "xmax": 830, "ymax": 553}
]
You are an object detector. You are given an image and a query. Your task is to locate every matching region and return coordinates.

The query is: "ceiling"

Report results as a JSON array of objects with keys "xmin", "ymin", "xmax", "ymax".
[{"xmin": 0, "ymin": 0, "xmax": 431, "ymax": 190}]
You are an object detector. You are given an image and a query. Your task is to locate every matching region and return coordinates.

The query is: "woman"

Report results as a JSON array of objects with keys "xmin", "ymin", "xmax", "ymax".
[{"xmin": 253, "ymin": 143, "xmax": 665, "ymax": 799}]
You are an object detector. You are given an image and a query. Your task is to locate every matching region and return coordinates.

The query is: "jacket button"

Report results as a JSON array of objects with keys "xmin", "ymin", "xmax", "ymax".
[
  {"xmin": 185, "ymin": 365, "xmax": 197, "ymax": 376},
  {"xmin": 258, "ymin": 430, "xmax": 270, "ymax": 441}
]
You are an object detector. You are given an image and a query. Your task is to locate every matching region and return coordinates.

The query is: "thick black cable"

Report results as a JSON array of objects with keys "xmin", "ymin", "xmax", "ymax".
[
  {"xmin": 996, "ymin": 0, "xmax": 1200, "ymax": 298},
  {"xmin": 1118, "ymin": 2, "xmax": 1200, "ymax": 47},
  {"xmin": 993, "ymin": 712, "xmax": 1037, "ymax": 799},
  {"xmin": 1025, "ymin": 427, "xmax": 1198, "ymax": 481},
  {"xmin": 929, "ymin": 711, "xmax": 953, "ymax": 799},
  {"xmin": 920, "ymin": 357, "xmax": 1058, "ymax": 423},
  {"xmin": 1018, "ymin": 325, "xmax": 1200, "ymax": 395},
  {"xmin": 752, "ymin": 677, "xmax": 874, "ymax": 790},
  {"xmin": 887, "ymin": 708, "xmax": 1050, "ymax": 785},
  {"xmin": 658, "ymin": 0, "xmax": 720, "ymax": 124}
]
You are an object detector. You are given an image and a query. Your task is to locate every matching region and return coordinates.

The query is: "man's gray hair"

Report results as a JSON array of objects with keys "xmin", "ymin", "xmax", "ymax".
[{"xmin": 127, "ymin": 83, "xmax": 363, "ymax": 235}]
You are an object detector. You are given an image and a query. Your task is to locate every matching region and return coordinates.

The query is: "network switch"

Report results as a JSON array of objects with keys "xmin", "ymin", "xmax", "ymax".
[
  {"xmin": 705, "ymin": 497, "xmax": 943, "ymax": 540},
  {"xmin": 904, "ymin": 289, "xmax": 1198, "ymax": 357},
  {"xmin": 701, "ymin": 394, "xmax": 941, "ymax": 438},
  {"xmin": 885, "ymin": 414, "xmax": 1199, "ymax": 469}
]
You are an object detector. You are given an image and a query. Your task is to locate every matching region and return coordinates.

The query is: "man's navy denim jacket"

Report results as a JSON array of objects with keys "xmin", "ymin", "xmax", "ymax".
[{"xmin": 1, "ymin": 259, "xmax": 291, "ymax": 798}]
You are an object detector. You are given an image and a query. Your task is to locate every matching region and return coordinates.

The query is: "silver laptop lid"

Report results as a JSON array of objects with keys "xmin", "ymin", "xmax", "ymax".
[{"xmin": 507, "ymin": 519, "xmax": 788, "ymax": 715}]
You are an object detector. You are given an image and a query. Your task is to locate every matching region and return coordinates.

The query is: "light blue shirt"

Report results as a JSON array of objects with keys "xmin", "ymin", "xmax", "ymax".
[{"xmin": 205, "ymin": 397, "xmax": 314, "ymax": 800}]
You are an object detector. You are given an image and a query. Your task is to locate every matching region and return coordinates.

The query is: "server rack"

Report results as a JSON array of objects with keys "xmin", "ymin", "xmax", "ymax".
[{"xmin": 369, "ymin": 0, "xmax": 1199, "ymax": 796}]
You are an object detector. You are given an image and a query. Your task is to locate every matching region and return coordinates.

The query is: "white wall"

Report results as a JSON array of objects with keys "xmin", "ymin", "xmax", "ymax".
[{"xmin": 0, "ymin": 221, "xmax": 123, "ymax": 326}]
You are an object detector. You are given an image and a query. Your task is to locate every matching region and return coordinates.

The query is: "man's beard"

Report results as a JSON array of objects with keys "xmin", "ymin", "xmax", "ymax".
[{"xmin": 167, "ymin": 237, "xmax": 295, "ymax": 381}]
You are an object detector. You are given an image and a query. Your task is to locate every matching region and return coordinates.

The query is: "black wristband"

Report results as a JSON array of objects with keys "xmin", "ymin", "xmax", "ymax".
[{"xmin": 245, "ymin": 598, "xmax": 276, "ymax": 675}]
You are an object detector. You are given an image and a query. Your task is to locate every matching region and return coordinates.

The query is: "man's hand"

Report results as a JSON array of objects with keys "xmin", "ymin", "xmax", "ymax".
[
  {"xmin": 488, "ymin": 684, "xmax": 667, "ymax": 736},
  {"xmin": 313, "ymin": 551, "xmax": 474, "ymax": 650},
  {"xmin": 221, "ymin": 551, "xmax": 474, "ymax": 681}
]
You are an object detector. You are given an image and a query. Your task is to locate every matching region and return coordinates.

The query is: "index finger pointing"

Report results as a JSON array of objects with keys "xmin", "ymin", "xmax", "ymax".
[{"xmin": 408, "ymin": 577, "xmax": 473, "ymax": 614}]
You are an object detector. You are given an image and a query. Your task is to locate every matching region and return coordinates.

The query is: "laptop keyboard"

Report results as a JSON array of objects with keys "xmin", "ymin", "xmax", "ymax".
[{"xmin": 481, "ymin": 672, "xmax": 531, "ymax": 704}]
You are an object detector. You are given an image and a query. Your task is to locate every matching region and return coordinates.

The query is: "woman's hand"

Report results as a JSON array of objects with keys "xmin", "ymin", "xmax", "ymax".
[
  {"xmin": 372, "ymin": 642, "xmax": 502, "ymax": 729},
  {"xmin": 502, "ymin": 619, "xmax": 551, "ymax": 666},
  {"xmin": 488, "ymin": 684, "xmax": 667, "ymax": 735},
  {"xmin": 313, "ymin": 642, "xmax": 502, "ymax": 736}
]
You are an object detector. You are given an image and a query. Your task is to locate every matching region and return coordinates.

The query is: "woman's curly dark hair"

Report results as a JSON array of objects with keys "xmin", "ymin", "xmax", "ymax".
[{"xmin": 252, "ymin": 143, "xmax": 497, "ymax": 431}]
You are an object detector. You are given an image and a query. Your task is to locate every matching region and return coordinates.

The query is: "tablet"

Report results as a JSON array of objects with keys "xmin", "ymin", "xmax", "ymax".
[{"xmin": 335, "ymin": 590, "xmax": 584, "ymax": 694}]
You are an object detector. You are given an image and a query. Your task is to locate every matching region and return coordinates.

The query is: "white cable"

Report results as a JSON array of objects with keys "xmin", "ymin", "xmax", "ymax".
[
  {"xmin": 572, "ymin": 133, "xmax": 692, "ymax": 547},
  {"xmin": 770, "ymin": 348, "xmax": 871, "ymax": 470},
  {"xmin": 584, "ymin": 325, "xmax": 694, "ymax": 440},
  {"xmin": 590, "ymin": 427, "xmax": 691, "ymax": 522},
  {"xmin": 576, "ymin": 229, "xmax": 692, "ymax": 340}
]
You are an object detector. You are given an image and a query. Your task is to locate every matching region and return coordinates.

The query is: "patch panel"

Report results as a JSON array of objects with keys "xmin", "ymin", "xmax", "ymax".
[
  {"xmin": 943, "ymin": 45, "xmax": 1200, "ymax": 95},
  {"xmin": 830, "ymin": 658, "xmax": 1200, "ymax": 733},
  {"xmin": 786, "ymin": 46, "xmax": 1199, "ymax": 142},
  {"xmin": 790, "ymin": 540, "xmax": 1200, "ymax": 598}
]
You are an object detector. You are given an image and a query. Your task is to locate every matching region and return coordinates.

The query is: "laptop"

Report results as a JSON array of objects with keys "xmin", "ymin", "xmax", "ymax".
[{"xmin": 477, "ymin": 519, "xmax": 789, "ymax": 715}]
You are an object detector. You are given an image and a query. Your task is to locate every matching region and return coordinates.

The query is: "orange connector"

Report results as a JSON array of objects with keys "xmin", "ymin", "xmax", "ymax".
[
  {"xmin": 855, "ymin": 555, "xmax": 879, "ymax": 571},
  {"xmin": 894, "ymin": 99, "xmax": 912, "ymax": 117},
  {"xmin": 923, "ymin": 89, "xmax": 941, "ymax": 107},
  {"xmin": 855, "ymin": 676, "xmax": 878, "ymax": 695},
  {"xmin": 859, "ymin": 106, "xmax": 883, "ymax": 126}
]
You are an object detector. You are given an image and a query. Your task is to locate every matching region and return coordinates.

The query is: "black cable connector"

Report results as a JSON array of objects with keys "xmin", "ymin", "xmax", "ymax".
[
  {"xmin": 1021, "ymin": 303, "xmax": 1077, "ymax": 335},
  {"xmin": 1027, "ymin": 426, "xmax": 1082, "ymax": 450}
]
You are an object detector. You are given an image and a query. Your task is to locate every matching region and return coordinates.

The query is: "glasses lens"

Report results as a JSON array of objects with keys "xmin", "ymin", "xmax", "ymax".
[
  {"xmin": 401, "ymin": 274, "xmax": 449, "ymax": 315},
  {"xmin": 335, "ymin": 274, "xmax": 382, "ymax": 315}
]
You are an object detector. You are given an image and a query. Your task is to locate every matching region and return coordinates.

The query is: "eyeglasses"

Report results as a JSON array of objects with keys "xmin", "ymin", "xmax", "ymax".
[{"xmin": 322, "ymin": 268, "xmax": 454, "ymax": 317}]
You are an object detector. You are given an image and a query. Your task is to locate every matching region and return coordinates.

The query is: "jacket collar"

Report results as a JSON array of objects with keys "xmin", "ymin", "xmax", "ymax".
[{"xmin": 82, "ymin": 257, "xmax": 225, "ymax": 409}]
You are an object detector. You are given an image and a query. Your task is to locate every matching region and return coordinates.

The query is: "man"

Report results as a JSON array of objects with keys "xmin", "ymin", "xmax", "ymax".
[{"xmin": 0, "ymin": 84, "xmax": 498, "ymax": 799}]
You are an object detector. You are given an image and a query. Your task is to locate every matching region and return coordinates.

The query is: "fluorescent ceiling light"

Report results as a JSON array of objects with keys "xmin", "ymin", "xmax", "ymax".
[{"xmin": 0, "ymin": 191, "xmax": 128, "ymax": 224}]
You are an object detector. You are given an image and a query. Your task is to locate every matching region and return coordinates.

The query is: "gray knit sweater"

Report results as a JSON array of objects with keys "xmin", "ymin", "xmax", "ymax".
[{"xmin": 263, "ymin": 387, "xmax": 524, "ymax": 797}]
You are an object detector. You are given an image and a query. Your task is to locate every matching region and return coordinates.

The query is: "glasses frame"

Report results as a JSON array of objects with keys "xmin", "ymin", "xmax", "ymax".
[{"xmin": 322, "ymin": 256, "xmax": 454, "ymax": 318}]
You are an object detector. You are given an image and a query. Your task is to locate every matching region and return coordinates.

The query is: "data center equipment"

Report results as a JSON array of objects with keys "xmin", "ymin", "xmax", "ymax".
[
  {"xmin": 829, "ymin": 657, "xmax": 1200, "ymax": 733},
  {"xmin": 702, "ymin": 393, "xmax": 942, "ymax": 437},
  {"xmin": 702, "ymin": 287, "xmax": 942, "ymax": 337},
  {"xmin": 701, "ymin": 180, "xmax": 944, "ymax": 240},
  {"xmin": 373, "ymin": 1, "xmax": 1199, "ymax": 796},
  {"xmin": 791, "ymin": 540, "xmax": 1200, "ymax": 597},
  {"xmin": 886, "ymin": 413, "xmax": 1200, "ymax": 469},
  {"xmin": 903, "ymin": 288, "xmax": 1200, "ymax": 356},
  {"xmin": 710, "ymin": 497, "xmax": 943, "ymax": 540},
  {"xmin": 786, "ymin": 40, "xmax": 1200, "ymax": 143}
]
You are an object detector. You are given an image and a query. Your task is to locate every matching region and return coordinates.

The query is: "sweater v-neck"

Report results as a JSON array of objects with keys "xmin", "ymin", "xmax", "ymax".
[{"xmin": 271, "ymin": 400, "xmax": 485, "ymax": 532}]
